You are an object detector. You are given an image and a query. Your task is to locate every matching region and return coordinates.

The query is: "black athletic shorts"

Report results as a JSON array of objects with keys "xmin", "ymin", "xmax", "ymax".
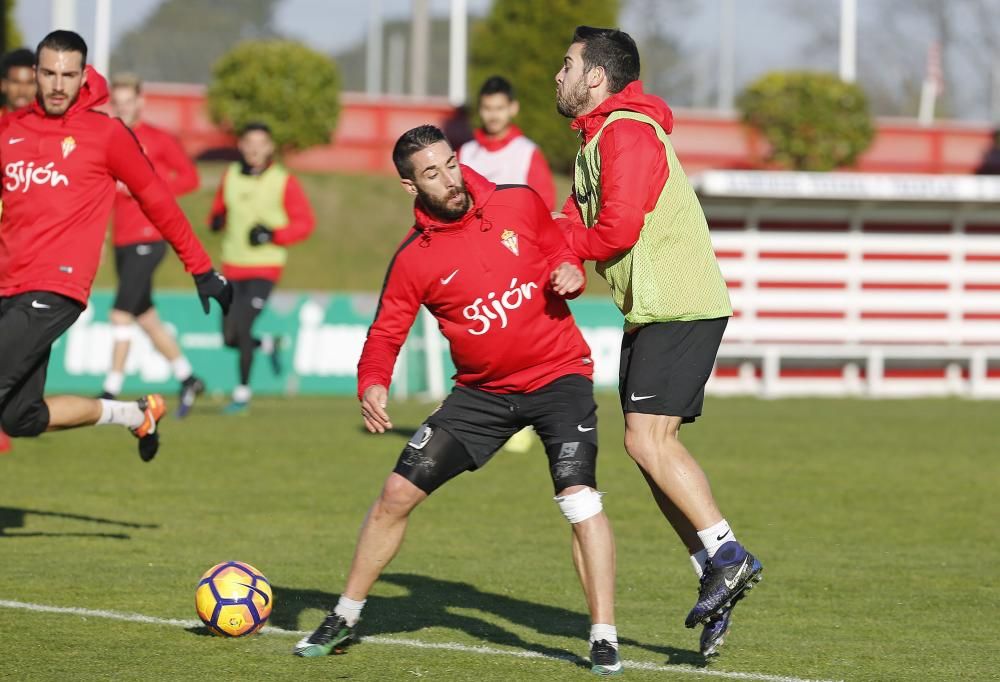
[
  {"xmin": 426, "ymin": 373, "xmax": 598, "ymax": 468},
  {"xmin": 619, "ymin": 317, "xmax": 728, "ymax": 422},
  {"xmin": 113, "ymin": 241, "xmax": 167, "ymax": 315},
  {"xmin": 0, "ymin": 292, "xmax": 84, "ymax": 436}
]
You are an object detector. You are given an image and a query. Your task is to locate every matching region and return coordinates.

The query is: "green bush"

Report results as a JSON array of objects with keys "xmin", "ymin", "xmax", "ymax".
[
  {"xmin": 468, "ymin": 0, "xmax": 618, "ymax": 173},
  {"xmin": 738, "ymin": 71, "xmax": 874, "ymax": 171},
  {"xmin": 207, "ymin": 40, "xmax": 340, "ymax": 151}
]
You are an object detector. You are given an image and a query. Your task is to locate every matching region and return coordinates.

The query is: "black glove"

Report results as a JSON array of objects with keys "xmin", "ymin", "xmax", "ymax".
[
  {"xmin": 193, "ymin": 270, "xmax": 233, "ymax": 315},
  {"xmin": 248, "ymin": 224, "xmax": 275, "ymax": 246},
  {"xmin": 210, "ymin": 213, "xmax": 226, "ymax": 232}
]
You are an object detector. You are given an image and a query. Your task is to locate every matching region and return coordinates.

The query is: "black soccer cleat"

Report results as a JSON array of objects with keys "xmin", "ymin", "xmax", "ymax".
[
  {"xmin": 700, "ymin": 606, "xmax": 733, "ymax": 656},
  {"xmin": 293, "ymin": 612, "xmax": 355, "ymax": 657},
  {"xmin": 176, "ymin": 375, "xmax": 206, "ymax": 419},
  {"xmin": 685, "ymin": 541, "xmax": 763, "ymax": 628},
  {"xmin": 130, "ymin": 394, "xmax": 165, "ymax": 462},
  {"xmin": 590, "ymin": 639, "xmax": 623, "ymax": 676}
]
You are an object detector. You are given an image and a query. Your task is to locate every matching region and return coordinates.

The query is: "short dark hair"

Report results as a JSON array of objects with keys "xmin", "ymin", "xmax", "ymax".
[
  {"xmin": 571, "ymin": 26, "xmax": 639, "ymax": 93},
  {"xmin": 478, "ymin": 75, "xmax": 515, "ymax": 101},
  {"xmin": 392, "ymin": 125, "xmax": 448, "ymax": 179},
  {"xmin": 36, "ymin": 30, "xmax": 88, "ymax": 65},
  {"xmin": 239, "ymin": 121, "xmax": 272, "ymax": 138},
  {"xmin": 2, "ymin": 48, "xmax": 36, "ymax": 78}
]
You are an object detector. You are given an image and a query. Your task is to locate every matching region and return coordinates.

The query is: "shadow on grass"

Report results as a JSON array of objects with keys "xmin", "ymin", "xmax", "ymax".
[
  {"xmin": 270, "ymin": 572, "xmax": 703, "ymax": 669},
  {"xmin": 0, "ymin": 506, "xmax": 159, "ymax": 540}
]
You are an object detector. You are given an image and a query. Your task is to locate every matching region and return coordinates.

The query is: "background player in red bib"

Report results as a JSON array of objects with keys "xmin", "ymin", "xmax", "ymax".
[{"xmin": 99, "ymin": 72, "xmax": 206, "ymax": 417}]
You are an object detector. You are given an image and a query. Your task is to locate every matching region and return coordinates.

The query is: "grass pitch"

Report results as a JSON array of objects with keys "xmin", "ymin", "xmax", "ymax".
[{"xmin": 1, "ymin": 394, "xmax": 997, "ymax": 681}]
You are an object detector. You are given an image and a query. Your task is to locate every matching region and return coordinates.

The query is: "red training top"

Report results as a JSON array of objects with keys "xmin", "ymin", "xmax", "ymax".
[
  {"xmin": 112, "ymin": 121, "xmax": 199, "ymax": 246},
  {"xmin": 0, "ymin": 66, "xmax": 211, "ymax": 304},
  {"xmin": 357, "ymin": 166, "xmax": 592, "ymax": 399}
]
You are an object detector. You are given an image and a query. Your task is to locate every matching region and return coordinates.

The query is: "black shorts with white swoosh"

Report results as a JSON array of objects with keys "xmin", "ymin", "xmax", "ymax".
[
  {"xmin": 0, "ymin": 291, "xmax": 85, "ymax": 436},
  {"xmin": 426, "ymin": 373, "xmax": 598, "ymax": 472},
  {"xmin": 113, "ymin": 241, "xmax": 167, "ymax": 315},
  {"xmin": 619, "ymin": 318, "xmax": 728, "ymax": 422}
]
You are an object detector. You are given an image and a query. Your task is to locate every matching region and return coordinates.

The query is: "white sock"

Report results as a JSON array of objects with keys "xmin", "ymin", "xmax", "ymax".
[
  {"xmin": 259, "ymin": 334, "xmax": 274, "ymax": 353},
  {"xmin": 232, "ymin": 384, "xmax": 252, "ymax": 404},
  {"xmin": 171, "ymin": 356, "xmax": 193, "ymax": 382},
  {"xmin": 103, "ymin": 371, "xmax": 124, "ymax": 396},
  {"xmin": 690, "ymin": 549, "xmax": 708, "ymax": 578},
  {"xmin": 697, "ymin": 519, "xmax": 735, "ymax": 558},
  {"xmin": 334, "ymin": 595, "xmax": 366, "ymax": 627},
  {"xmin": 589, "ymin": 623, "xmax": 618, "ymax": 647},
  {"xmin": 97, "ymin": 399, "xmax": 144, "ymax": 429}
]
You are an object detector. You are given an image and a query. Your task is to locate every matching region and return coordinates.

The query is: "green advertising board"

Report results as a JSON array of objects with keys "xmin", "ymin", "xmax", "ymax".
[{"xmin": 45, "ymin": 291, "xmax": 625, "ymax": 398}]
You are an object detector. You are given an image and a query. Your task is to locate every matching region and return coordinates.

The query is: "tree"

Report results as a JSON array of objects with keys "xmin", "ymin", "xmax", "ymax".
[
  {"xmin": 110, "ymin": 0, "xmax": 280, "ymax": 83},
  {"xmin": 207, "ymin": 40, "xmax": 341, "ymax": 151},
  {"xmin": 5, "ymin": 0, "xmax": 25, "ymax": 52},
  {"xmin": 738, "ymin": 71, "xmax": 874, "ymax": 171},
  {"xmin": 469, "ymin": 0, "xmax": 619, "ymax": 173},
  {"xmin": 785, "ymin": 0, "xmax": 1000, "ymax": 121}
]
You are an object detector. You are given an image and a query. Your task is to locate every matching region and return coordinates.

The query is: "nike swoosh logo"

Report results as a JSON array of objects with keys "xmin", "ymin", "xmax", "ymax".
[
  {"xmin": 235, "ymin": 582, "xmax": 271, "ymax": 606},
  {"xmin": 577, "ymin": 425, "xmax": 595, "ymax": 432},
  {"xmin": 440, "ymin": 269, "xmax": 459, "ymax": 285},
  {"xmin": 630, "ymin": 393, "xmax": 656, "ymax": 401},
  {"xmin": 723, "ymin": 556, "xmax": 751, "ymax": 590},
  {"xmin": 31, "ymin": 300, "xmax": 51, "ymax": 309},
  {"xmin": 9, "ymin": 137, "xmax": 24, "ymax": 144},
  {"xmin": 716, "ymin": 530, "xmax": 731, "ymax": 541}
]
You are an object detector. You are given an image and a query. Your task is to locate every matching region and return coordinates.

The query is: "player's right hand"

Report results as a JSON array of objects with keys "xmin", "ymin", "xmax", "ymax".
[
  {"xmin": 361, "ymin": 384, "xmax": 393, "ymax": 434},
  {"xmin": 193, "ymin": 269, "xmax": 233, "ymax": 315}
]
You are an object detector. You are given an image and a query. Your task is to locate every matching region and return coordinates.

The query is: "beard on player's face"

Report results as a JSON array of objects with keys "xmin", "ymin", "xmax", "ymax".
[
  {"xmin": 556, "ymin": 75, "xmax": 591, "ymax": 118},
  {"xmin": 416, "ymin": 181, "xmax": 471, "ymax": 221}
]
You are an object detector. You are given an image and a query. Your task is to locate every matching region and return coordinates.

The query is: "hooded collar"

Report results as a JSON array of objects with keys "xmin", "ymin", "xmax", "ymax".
[
  {"xmin": 29, "ymin": 65, "xmax": 109, "ymax": 120},
  {"xmin": 570, "ymin": 80, "xmax": 674, "ymax": 144},
  {"xmin": 472, "ymin": 124, "xmax": 524, "ymax": 152},
  {"xmin": 412, "ymin": 164, "xmax": 497, "ymax": 236}
]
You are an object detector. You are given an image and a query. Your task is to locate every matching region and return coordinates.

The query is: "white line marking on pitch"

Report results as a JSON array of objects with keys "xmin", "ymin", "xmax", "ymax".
[{"xmin": 0, "ymin": 599, "xmax": 840, "ymax": 682}]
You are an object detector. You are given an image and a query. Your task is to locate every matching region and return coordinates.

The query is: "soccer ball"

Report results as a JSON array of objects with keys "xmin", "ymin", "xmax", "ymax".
[{"xmin": 195, "ymin": 561, "xmax": 273, "ymax": 637}]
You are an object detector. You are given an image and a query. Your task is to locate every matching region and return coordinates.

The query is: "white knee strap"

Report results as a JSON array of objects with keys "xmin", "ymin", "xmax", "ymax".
[
  {"xmin": 554, "ymin": 488, "xmax": 604, "ymax": 524},
  {"xmin": 111, "ymin": 323, "xmax": 137, "ymax": 342}
]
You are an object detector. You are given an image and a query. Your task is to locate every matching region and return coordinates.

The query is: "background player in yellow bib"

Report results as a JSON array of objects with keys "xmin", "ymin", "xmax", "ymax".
[{"xmin": 207, "ymin": 122, "xmax": 315, "ymax": 413}]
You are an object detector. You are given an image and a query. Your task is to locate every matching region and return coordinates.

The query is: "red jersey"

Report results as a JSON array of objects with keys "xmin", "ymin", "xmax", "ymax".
[
  {"xmin": 0, "ymin": 67, "xmax": 211, "ymax": 304},
  {"xmin": 357, "ymin": 166, "xmax": 592, "ymax": 399},
  {"xmin": 112, "ymin": 121, "xmax": 199, "ymax": 246}
]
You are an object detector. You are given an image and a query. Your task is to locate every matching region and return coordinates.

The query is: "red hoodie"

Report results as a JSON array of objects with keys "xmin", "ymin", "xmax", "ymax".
[
  {"xmin": 357, "ymin": 166, "xmax": 592, "ymax": 399},
  {"xmin": 556, "ymin": 81, "xmax": 675, "ymax": 262},
  {"xmin": 112, "ymin": 121, "xmax": 200, "ymax": 246},
  {"xmin": 458, "ymin": 125, "xmax": 557, "ymax": 211},
  {"xmin": 0, "ymin": 67, "xmax": 212, "ymax": 304}
]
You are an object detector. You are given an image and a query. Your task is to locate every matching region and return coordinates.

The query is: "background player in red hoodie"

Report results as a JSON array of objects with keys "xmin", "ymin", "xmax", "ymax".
[
  {"xmin": 1, "ymin": 48, "xmax": 37, "ymax": 115},
  {"xmin": 458, "ymin": 75, "xmax": 556, "ymax": 211},
  {"xmin": 295, "ymin": 126, "xmax": 622, "ymax": 676},
  {"xmin": 99, "ymin": 72, "xmax": 206, "ymax": 416},
  {"xmin": 0, "ymin": 31, "xmax": 231, "ymax": 462}
]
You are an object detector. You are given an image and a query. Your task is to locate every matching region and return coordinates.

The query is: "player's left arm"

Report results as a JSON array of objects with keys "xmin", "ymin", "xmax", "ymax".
[
  {"xmin": 269, "ymin": 175, "xmax": 316, "ymax": 246},
  {"xmin": 527, "ymin": 147, "xmax": 557, "ymax": 211},
  {"xmin": 529, "ymin": 190, "xmax": 586, "ymax": 299},
  {"xmin": 108, "ymin": 121, "xmax": 212, "ymax": 275},
  {"xmin": 558, "ymin": 121, "xmax": 667, "ymax": 262},
  {"xmin": 160, "ymin": 131, "xmax": 200, "ymax": 196}
]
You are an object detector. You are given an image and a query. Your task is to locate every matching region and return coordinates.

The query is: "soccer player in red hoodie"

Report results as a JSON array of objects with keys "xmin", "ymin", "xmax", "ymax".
[
  {"xmin": 554, "ymin": 27, "xmax": 762, "ymax": 656},
  {"xmin": 0, "ymin": 31, "xmax": 231, "ymax": 461},
  {"xmin": 99, "ymin": 72, "xmax": 206, "ymax": 416},
  {"xmin": 295, "ymin": 125, "xmax": 622, "ymax": 676}
]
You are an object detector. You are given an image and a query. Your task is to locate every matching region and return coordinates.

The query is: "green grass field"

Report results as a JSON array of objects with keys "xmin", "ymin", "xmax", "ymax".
[{"xmin": 2, "ymin": 394, "xmax": 997, "ymax": 681}]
